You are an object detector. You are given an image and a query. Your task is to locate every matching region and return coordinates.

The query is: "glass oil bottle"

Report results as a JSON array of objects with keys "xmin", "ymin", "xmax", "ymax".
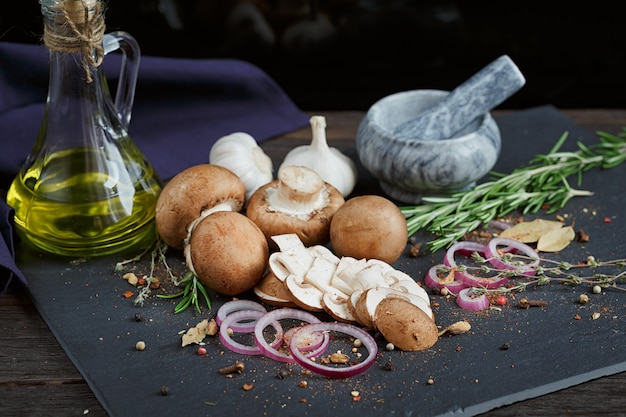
[{"xmin": 7, "ymin": 0, "xmax": 162, "ymax": 257}]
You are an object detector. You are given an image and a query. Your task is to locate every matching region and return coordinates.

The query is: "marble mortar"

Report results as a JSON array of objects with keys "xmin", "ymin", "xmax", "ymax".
[{"xmin": 356, "ymin": 89, "xmax": 501, "ymax": 204}]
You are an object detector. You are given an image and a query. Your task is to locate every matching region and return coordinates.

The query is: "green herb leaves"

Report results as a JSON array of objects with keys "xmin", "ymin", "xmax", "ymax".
[
  {"xmin": 157, "ymin": 270, "xmax": 212, "ymax": 314},
  {"xmin": 118, "ymin": 238, "xmax": 212, "ymax": 314},
  {"xmin": 400, "ymin": 129, "xmax": 626, "ymax": 252}
]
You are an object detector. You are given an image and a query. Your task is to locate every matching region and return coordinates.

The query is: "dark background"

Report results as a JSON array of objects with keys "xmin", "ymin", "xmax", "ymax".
[{"xmin": 2, "ymin": 0, "xmax": 625, "ymax": 111}]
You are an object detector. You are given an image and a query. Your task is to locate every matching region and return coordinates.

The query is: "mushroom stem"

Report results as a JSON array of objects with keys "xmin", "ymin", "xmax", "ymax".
[
  {"xmin": 183, "ymin": 200, "xmax": 242, "ymax": 248},
  {"xmin": 267, "ymin": 166, "xmax": 329, "ymax": 220},
  {"xmin": 183, "ymin": 200, "xmax": 244, "ymax": 277}
]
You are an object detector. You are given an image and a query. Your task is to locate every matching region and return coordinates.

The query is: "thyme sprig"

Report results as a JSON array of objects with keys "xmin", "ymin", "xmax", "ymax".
[
  {"xmin": 437, "ymin": 252, "xmax": 626, "ymax": 293},
  {"xmin": 116, "ymin": 238, "xmax": 211, "ymax": 314},
  {"xmin": 133, "ymin": 240, "xmax": 168, "ymax": 307},
  {"xmin": 400, "ymin": 129, "xmax": 626, "ymax": 252}
]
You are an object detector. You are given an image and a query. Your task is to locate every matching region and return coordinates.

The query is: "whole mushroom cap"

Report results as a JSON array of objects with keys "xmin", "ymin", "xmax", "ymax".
[
  {"xmin": 155, "ymin": 164, "xmax": 246, "ymax": 250},
  {"xmin": 329, "ymin": 195, "xmax": 408, "ymax": 264},
  {"xmin": 246, "ymin": 176, "xmax": 344, "ymax": 248},
  {"xmin": 187, "ymin": 211, "xmax": 269, "ymax": 296}
]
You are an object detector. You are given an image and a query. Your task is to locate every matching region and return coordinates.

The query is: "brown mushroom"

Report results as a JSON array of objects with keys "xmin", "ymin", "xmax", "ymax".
[
  {"xmin": 155, "ymin": 164, "xmax": 246, "ymax": 250},
  {"xmin": 185, "ymin": 211, "xmax": 269, "ymax": 296},
  {"xmin": 355, "ymin": 286, "xmax": 434, "ymax": 329},
  {"xmin": 246, "ymin": 165, "xmax": 344, "ymax": 247},
  {"xmin": 374, "ymin": 297, "xmax": 438, "ymax": 351},
  {"xmin": 284, "ymin": 274, "xmax": 326, "ymax": 312},
  {"xmin": 322, "ymin": 292, "xmax": 358, "ymax": 324},
  {"xmin": 253, "ymin": 270, "xmax": 296, "ymax": 307},
  {"xmin": 329, "ymin": 195, "xmax": 408, "ymax": 264}
]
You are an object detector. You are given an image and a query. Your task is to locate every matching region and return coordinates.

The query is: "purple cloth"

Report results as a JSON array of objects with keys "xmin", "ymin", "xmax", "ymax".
[
  {"xmin": 0, "ymin": 41, "xmax": 310, "ymax": 293},
  {"xmin": 0, "ymin": 41, "xmax": 309, "ymax": 183},
  {"xmin": 0, "ymin": 195, "xmax": 28, "ymax": 293}
]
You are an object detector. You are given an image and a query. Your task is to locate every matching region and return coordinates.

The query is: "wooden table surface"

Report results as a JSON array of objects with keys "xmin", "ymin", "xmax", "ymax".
[{"xmin": 2, "ymin": 109, "xmax": 626, "ymax": 417}]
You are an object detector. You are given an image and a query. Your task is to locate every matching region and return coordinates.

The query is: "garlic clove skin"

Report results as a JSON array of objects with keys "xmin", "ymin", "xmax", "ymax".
[
  {"xmin": 209, "ymin": 132, "xmax": 274, "ymax": 201},
  {"xmin": 278, "ymin": 115, "xmax": 357, "ymax": 197}
]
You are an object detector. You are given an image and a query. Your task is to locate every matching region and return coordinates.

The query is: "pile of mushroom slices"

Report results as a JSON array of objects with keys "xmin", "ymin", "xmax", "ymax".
[{"xmin": 254, "ymin": 234, "xmax": 439, "ymax": 351}]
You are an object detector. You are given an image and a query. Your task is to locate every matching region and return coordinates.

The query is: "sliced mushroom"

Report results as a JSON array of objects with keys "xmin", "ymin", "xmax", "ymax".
[
  {"xmin": 332, "ymin": 257, "xmax": 367, "ymax": 292},
  {"xmin": 353, "ymin": 288, "xmax": 378, "ymax": 329},
  {"xmin": 256, "ymin": 232, "xmax": 438, "ymax": 351},
  {"xmin": 268, "ymin": 243, "xmax": 314, "ymax": 281},
  {"xmin": 322, "ymin": 292, "xmax": 358, "ymax": 324},
  {"xmin": 347, "ymin": 289, "xmax": 365, "ymax": 324},
  {"xmin": 308, "ymin": 245, "xmax": 341, "ymax": 265},
  {"xmin": 253, "ymin": 270, "xmax": 296, "ymax": 307},
  {"xmin": 350, "ymin": 263, "xmax": 389, "ymax": 292},
  {"xmin": 284, "ymin": 274, "xmax": 325, "ymax": 312},
  {"xmin": 383, "ymin": 268, "xmax": 414, "ymax": 286},
  {"xmin": 355, "ymin": 286, "xmax": 434, "ymax": 330},
  {"xmin": 374, "ymin": 297, "xmax": 439, "ymax": 351},
  {"xmin": 271, "ymin": 233, "xmax": 305, "ymax": 252},
  {"xmin": 389, "ymin": 279, "xmax": 430, "ymax": 304},
  {"xmin": 285, "ymin": 252, "xmax": 349, "ymax": 311},
  {"xmin": 365, "ymin": 258, "xmax": 395, "ymax": 275}
]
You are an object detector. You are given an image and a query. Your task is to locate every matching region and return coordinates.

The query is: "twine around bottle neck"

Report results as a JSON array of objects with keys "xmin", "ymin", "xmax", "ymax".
[{"xmin": 42, "ymin": 1, "xmax": 106, "ymax": 83}]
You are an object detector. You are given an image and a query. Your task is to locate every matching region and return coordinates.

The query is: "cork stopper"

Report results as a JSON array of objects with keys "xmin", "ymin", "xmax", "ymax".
[
  {"xmin": 51, "ymin": 0, "xmax": 98, "ymax": 25},
  {"xmin": 42, "ymin": 0, "xmax": 106, "ymax": 82}
]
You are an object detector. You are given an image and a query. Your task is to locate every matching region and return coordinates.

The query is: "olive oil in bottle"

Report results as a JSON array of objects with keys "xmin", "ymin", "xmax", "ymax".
[
  {"xmin": 7, "ymin": 146, "xmax": 161, "ymax": 257},
  {"xmin": 7, "ymin": 0, "xmax": 162, "ymax": 257}
]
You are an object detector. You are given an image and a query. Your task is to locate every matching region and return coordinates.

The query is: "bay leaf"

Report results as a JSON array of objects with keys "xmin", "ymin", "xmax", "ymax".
[
  {"xmin": 440, "ymin": 266, "xmax": 456, "ymax": 284},
  {"xmin": 499, "ymin": 218, "xmax": 564, "ymax": 243},
  {"xmin": 181, "ymin": 318, "xmax": 210, "ymax": 347},
  {"xmin": 536, "ymin": 226, "xmax": 575, "ymax": 252}
]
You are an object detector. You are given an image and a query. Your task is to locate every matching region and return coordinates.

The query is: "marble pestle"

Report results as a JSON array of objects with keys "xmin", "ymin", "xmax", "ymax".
[{"xmin": 393, "ymin": 55, "xmax": 525, "ymax": 140}]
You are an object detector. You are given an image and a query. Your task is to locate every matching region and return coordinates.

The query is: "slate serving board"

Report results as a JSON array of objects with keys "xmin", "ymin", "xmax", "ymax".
[{"xmin": 18, "ymin": 106, "xmax": 626, "ymax": 417}]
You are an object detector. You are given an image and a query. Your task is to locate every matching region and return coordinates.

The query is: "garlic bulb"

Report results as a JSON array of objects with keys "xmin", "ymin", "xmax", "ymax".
[
  {"xmin": 278, "ymin": 115, "xmax": 357, "ymax": 197},
  {"xmin": 209, "ymin": 132, "xmax": 274, "ymax": 200}
]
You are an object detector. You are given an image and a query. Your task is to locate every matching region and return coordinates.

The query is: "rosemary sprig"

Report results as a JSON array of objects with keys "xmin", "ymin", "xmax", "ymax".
[
  {"xmin": 157, "ymin": 270, "xmax": 212, "ymax": 314},
  {"xmin": 400, "ymin": 128, "xmax": 626, "ymax": 252}
]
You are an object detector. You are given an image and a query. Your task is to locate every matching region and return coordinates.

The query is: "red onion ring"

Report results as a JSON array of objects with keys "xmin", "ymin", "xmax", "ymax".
[
  {"xmin": 219, "ymin": 310, "xmax": 283, "ymax": 355},
  {"xmin": 444, "ymin": 241, "xmax": 509, "ymax": 289},
  {"xmin": 423, "ymin": 264, "xmax": 469, "ymax": 293},
  {"xmin": 443, "ymin": 241, "xmax": 487, "ymax": 265},
  {"xmin": 484, "ymin": 237, "xmax": 540, "ymax": 276},
  {"xmin": 489, "ymin": 219, "xmax": 513, "ymax": 230},
  {"xmin": 253, "ymin": 308, "xmax": 329, "ymax": 363},
  {"xmin": 283, "ymin": 326, "xmax": 326, "ymax": 353},
  {"xmin": 289, "ymin": 322, "xmax": 377, "ymax": 378},
  {"xmin": 456, "ymin": 287, "xmax": 490, "ymax": 311},
  {"xmin": 216, "ymin": 300, "xmax": 268, "ymax": 331}
]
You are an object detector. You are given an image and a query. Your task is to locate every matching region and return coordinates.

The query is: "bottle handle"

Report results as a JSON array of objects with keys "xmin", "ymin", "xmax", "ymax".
[{"xmin": 103, "ymin": 31, "xmax": 141, "ymax": 129}]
